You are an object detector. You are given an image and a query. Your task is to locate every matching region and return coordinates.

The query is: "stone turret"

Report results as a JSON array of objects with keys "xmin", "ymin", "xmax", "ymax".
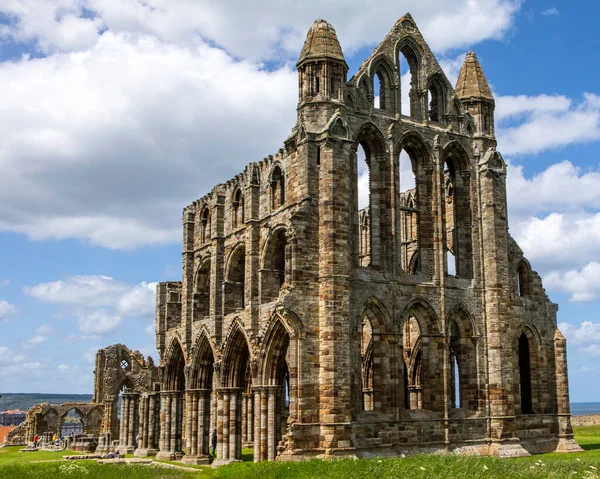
[
  {"xmin": 297, "ymin": 19, "xmax": 348, "ymax": 103},
  {"xmin": 456, "ymin": 51, "xmax": 495, "ymax": 138}
]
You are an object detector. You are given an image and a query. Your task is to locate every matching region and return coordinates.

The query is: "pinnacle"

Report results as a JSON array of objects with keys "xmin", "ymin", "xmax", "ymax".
[
  {"xmin": 297, "ymin": 19, "xmax": 346, "ymax": 66},
  {"xmin": 455, "ymin": 51, "xmax": 494, "ymax": 101}
]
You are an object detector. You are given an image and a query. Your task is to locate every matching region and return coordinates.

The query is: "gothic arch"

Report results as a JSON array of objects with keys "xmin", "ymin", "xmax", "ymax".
[
  {"xmin": 353, "ymin": 297, "xmax": 396, "ymax": 415},
  {"xmin": 441, "ymin": 141, "xmax": 473, "ymax": 279},
  {"xmin": 189, "ymin": 330, "xmax": 216, "ymax": 390},
  {"xmin": 447, "ymin": 304, "xmax": 479, "ymax": 411},
  {"xmin": 352, "ymin": 122, "xmax": 387, "ymax": 156},
  {"xmin": 514, "ymin": 324, "xmax": 542, "ymax": 415},
  {"xmin": 163, "ymin": 336, "xmax": 187, "ymax": 391},
  {"xmin": 426, "ymin": 73, "xmax": 448, "ymax": 123},
  {"xmin": 220, "ymin": 320, "xmax": 253, "ymax": 388}
]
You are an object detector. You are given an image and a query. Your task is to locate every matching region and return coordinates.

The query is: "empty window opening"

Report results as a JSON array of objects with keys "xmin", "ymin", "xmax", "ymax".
[
  {"xmin": 399, "ymin": 149, "xmax": 418, "ymax": 273},
  {"xmin": 316, "ymin": 145, "xmax": 321, "ymax": 167},
  {"xmin": 330, "ymin": 76, "xmax": 337, "ymax": 98},
  {"xmin": 373, "ymin": 73, "xmax": 381, "ymax": 109},
  {"xmin": 232, "ymin": 189, "xmax": 244, "ymax": 228},
  {"xmin": 361, "ymin": 317, "xmax": 374, "ymax": 411},
  {"xmin": 357, "ymin": 143, "xmax": 371, "ymax": 267},
  {"xmin": 447, "ymin": 249, "xmax": 456, "ymax": 276},
  {"xmin": 200, "ymin": 207, "xmax": 211, "ymax": 243},
  {"xmin": 518, "ymin": 333, "xmax": 533, "ymax": 414},
  {"xmin": 194, "ymin": 259, "xmax": 211, "ymax": 319},
  {"xmin": 428, "ymin": 81, "xmax": 443, "ymax": 123},
  {"xmin": 61, "ymin": 409, "xmax": 83, "ymax": 437},
  {"xmin": 517, "ymin": 261, "xmax": 530, "ymax": 297},
  {"xmin": 224, "ymin": 246, "xmax": 245, "ymax": 314},
  {"xmin": 270, "ymin": 166, "xmax": 285, "ymax": 210},
  {"xmin": 451, "ymin": 349, "xmax": 460, "ymax": 408},
  {"xmin": 398, "ymin": 48, "xmax": 417, "ymax": 117},
  {"xmin": 261, "ymin": 229, "xmax": 288, "ymax": 302},
  {"xmin": 403, "ymin": 315, "xmax": 422, "ymax": 410}
]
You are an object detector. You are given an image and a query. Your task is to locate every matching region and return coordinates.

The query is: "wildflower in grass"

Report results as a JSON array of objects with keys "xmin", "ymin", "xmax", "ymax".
[
  {"xmin": 419, "ymin": 466, "xmax": 426, "ymax": 471},
  {"xmin": 591, "ymin": 466, "xmax": 597, "ymax": 470},
  {"xmin": 483, "ymin": 465, "xmax": 489, "ymax": 470}
]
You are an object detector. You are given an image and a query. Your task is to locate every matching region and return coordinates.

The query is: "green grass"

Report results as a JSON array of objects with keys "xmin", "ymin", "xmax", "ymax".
[{"xmin": 1, "ymin": 427, "xmax": 600, "ymax": 478}]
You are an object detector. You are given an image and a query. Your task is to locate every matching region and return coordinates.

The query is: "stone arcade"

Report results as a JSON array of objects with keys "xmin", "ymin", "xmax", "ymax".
[{"xmin": 14, "ymin": 14, "xmax": 578, "ymax": 462}]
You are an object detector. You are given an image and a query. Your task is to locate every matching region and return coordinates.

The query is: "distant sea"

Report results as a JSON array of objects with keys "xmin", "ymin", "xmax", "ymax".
[{"xmin": 571, "ymin": 402, "xmax": 600, "ymax": 416}]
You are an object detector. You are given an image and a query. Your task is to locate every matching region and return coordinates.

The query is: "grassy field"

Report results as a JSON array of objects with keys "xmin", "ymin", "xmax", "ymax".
[{"xmin": 1, "ymin": 427, "xmax": 599, "ymax": 478}]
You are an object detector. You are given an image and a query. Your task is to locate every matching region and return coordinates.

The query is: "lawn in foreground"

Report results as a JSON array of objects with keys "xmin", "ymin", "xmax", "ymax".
[{"xmin": 0, "ymin": 427, "xmax": 599, "ymax": 478}]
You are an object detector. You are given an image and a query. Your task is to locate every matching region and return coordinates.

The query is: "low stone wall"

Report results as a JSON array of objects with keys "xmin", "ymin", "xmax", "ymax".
[{"xmin": 571, "ymin": 414, "xmax": 600, "ymax": 427}]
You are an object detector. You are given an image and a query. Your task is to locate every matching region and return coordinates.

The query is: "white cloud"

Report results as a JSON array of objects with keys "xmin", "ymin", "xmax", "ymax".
[
  {"xmin": 1, "ymin": 1, "xmax": 521, "ymax": 59},
  {"xmin": 24, "ymin": 275, "xmax": 156, "ymax": 312},
  {"xmin": 25, "ymin": 275, "xmax": 157, "ymax": 336},
  {"xmin": 84, "ymin": 345, "xmax": 102, "ymax": 365},
  {"xmin": 541, "ymin": 7, "xmax": 560, "ymax": 16},
  {"xmin": 546, "ymin": 264, "xmax": 600, "ymax": 302},
  {"xmin": 145, "ymin": 323, "xmax": 154, "ymax": 336},
  {"xmin": 117, "ymin": 282, "xmax": 156, "ymax": 317},
  {"xmin": 512, "ymin": 213, "xmax": 600, "ymax": 271},
  {"xmin": 496, "ymin": 93, "xmax": 600, "ymax": 155},
  {"xmin": 24, "ymin": 324, "xmax": 53, "ymax": 347},
  {"xmin": 0, "ymin": 300, "xmax": 18, "ymax": 323},
  {"xmin": 0, "ymin": 346, "xmax": 25, "ymax": 366},
  {"xmin": 77, "ymin": 311, "xmax": 121, "ymax": 334},
  {"xmin": 0, "ymin": 1, "xmax": 525, "ymax": 250},
  {"xmin": 0, "ymin": 279, "xmax": 10, "ymax": 286},
  {"xmin": 0, "ymin": 31, "xmax": 297, "ymax": 249},
  {"xmin": 559, "ymin": 321, "xmax": 600, "ymax": 357}
]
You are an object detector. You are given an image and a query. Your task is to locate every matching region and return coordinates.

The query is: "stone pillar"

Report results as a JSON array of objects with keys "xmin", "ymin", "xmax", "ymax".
[
  {"xmin": 229, "ymin": 389, "xmax": 239, "ymax": 460},
  {"xmin": 267, "ymin": 386, "xmax": 277, "ymax": 461},
  {"xmin": 260, "ymin": 388, "xmax": 268, "ymax": 461},
  {"xmin": 222, "ymin": 390, "xmax": 230, "ymax": 460},
  {"xmin": 181, "ymin": 389, "xmax": 211, "ymax": 465},
  {"xmin": 242, "ymin": 393, "xmax": 248, "ymax": 444},
  {"xmin": 554, "ymin": 329, "xmax": 583, "ymax": 452},
  {"xmin": 156, "ymin": 392, "xmax": 177, "ymax": 460},
  {"xmin": 119, "ymin": 396, "xmax": 127, "ymax": 445},
  {"xmin": 253, "ymin": 388, "xmax": 261, "ymax": 462}
]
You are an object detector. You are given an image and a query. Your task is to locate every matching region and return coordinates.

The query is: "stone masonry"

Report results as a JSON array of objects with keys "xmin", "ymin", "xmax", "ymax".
[{"xmin": 142, "ymin": 14, "xmax": 582, "ymax": 463}]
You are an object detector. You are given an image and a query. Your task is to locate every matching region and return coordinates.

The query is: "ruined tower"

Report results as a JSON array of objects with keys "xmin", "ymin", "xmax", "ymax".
[{"xmin": 144, "ymin": 15, "xmax": 580, "ymax": 463}]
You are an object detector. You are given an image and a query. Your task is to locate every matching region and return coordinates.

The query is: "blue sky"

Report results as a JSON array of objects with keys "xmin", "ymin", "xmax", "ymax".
[{"xmin": 0, "ymin": 0, "xmax": 599, "ymax": 403}]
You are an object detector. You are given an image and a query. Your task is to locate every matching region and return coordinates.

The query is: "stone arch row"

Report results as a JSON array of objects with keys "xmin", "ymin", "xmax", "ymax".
[
  {"xmin": 352, "ymin": 123, "xmax": 474, "ymax": 278},
  {"xmin": 193, "ymin": 226, "xmax": 291, "ymax": 320},
  {"xmin": 148, "ymin": 308, "xmax": 302, "ymax": 463},
  {"xmin": 354, "ymin": 297, "xmax": 547, "ymax": 419},
  {"xmin": 25, "ymin": 404, "xmax": 104, "ymax": 442},
  {"xmin": 196, "ymin": 162, "xmax": 287, "ymax": 247},
  {"xmin": 350, "ymin": 36, "xmax": 465, "ymax": 128}
]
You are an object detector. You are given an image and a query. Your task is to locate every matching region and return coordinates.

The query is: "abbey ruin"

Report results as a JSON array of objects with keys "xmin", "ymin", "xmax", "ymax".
[{"xmin": 9, "ymin": 14, "xmax": 581, "ymax": 463}]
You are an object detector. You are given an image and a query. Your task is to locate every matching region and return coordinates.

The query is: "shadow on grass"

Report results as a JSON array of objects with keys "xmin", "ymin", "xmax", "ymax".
[{"xmin": 241, "ymin": 448, "xmax": 254, "ymax": 462}]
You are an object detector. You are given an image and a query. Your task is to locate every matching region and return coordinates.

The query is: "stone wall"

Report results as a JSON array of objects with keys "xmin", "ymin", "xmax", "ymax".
[{"xmin": 571, "ymin": 415, "xmax": 600, "ymax": 427}]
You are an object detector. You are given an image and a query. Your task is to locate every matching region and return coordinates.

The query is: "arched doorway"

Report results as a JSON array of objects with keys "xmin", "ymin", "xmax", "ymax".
[
  {"xmin": 184, "ymin": 333, "xmax": 215, "ymax": 463},
  {"xmin": 157, "ymin": 339, "xmax": 186, "ymax": 460},
  {"xmin": 217, "ymin": 324, "xmax": 252, "ymax": 463},
  {"xmin": 61, "ymin": 408, "xmax": 83, "ymax": 437}
]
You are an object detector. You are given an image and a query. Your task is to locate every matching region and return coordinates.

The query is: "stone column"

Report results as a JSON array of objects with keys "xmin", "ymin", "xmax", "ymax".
[
  {"xmin": 138, "ymin": 395, "xmax": 147, "ymax": 450},
  {"xmin": 229, "ymin": 389, "xmax": 239, "ymax": 460},
  {"xmin": 248, "ymin": 393, "xmax": 254, "ymax": 444},
  {"xmin": 241, "ymin": 393, "xmax": 248, "ymax": 444},
  {"xmin": 267, "ymin": 386, "xmax": 277, "ymax": 461},
  {"xmin": 554, "ymin": 329, "xmax": 583, "ymax": 452},
  {"xmin": 253, "ymin": 388, "xmax": 261, "ymax": 462},
  {"xmin": 156, "ymin": 392, "xmax": 173, "ymax": 460},
  {"xmin": 181, "ymin": 389, "xmax": 212, "ymax": 465},
  {"xmin": 119, "ymin": 396, "xmax": 127, "ymax": 445},
  {"xmin": 222, "ymin": 390, "xmax": 230, "ymax": 460},
  {"xmin": 260, "ymin": 388, "xmax": 268, "ymax": 461}
]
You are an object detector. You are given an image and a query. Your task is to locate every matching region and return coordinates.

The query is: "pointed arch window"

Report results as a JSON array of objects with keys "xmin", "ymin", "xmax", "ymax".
[
  {"xmin": 518, "ymin": 333, "xmax": 533, "ymax": 414},
  {"xmin": 517, "ymin": 261, "xmax": 531, "ymax": 297},
  {"xmin": 232, "ymin": 188, "xmax": 244, "ymax": 228},
  {"xmin": 270, "ymin": 166, "xmax": 285, "ymax": 210},
  {"xmin": 200, "ymin": 207, "xmax": 211, "ymax": 244}
]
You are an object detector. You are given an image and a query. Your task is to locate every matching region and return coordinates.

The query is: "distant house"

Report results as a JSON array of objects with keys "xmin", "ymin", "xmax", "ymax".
[
  {"xmin": 0, "ymin": 410, "xmax": 27, "ymax": 426},
  {"xmin": 0, "ymin": 425, "xmax": 16, "ymax": 443}
]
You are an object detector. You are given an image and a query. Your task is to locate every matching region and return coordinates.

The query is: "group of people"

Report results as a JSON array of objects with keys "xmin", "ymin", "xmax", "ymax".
[{"xmin": 32, "ymin": 434, "xmax": 61, "ymax": 449}]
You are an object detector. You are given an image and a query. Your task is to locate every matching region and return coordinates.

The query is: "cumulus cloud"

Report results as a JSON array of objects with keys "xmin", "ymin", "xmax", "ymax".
[
  {"xmin": 559, "ymin": 321, "xmax": 600, "ymax": 356},
  {"xmin": 1, "ymin": 0, "xmax": 521, "ymax": 59},
  {"xmin": 496, "ymin": 93, "xmax": 600, "ymax": 155},
  {"xmin": 545, "ymin": 264, "xmax": 600, "ymax": 302},
  {"xmin": 23, "ymin": 324, "xmax": 53, "ymax": 347},
  {"xmin": 77, "ymin": 311, "xmax": 121, "ymax": 334},
  {"xmin": 24, "ymin": 275, "xmax": 156, "ymax": 336},
  {"xmin": 0, "ymin": 346, "xmax": 25, "ymax": 366},
  {"xmin": 0, "ymin": 0, "xmax": 525, "ymax": 250},
  {"xmin": 0, "ymin": 300, "xmax": 18, "ymax": 322}
]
